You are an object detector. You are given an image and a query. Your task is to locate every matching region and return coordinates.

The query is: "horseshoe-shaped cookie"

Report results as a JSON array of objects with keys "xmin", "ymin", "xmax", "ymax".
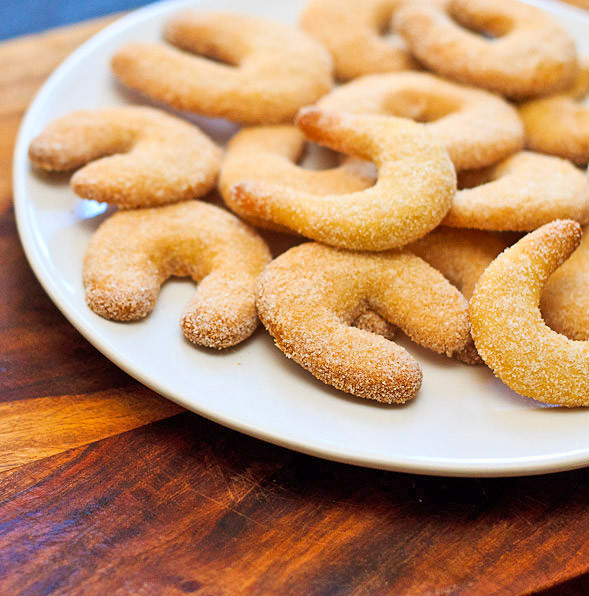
[
  {"xmin": 83, "ymin": 201, "xmax": 271, "ymax": 349},
  {"xmin": 470, "ymin": 220, "xmax": 589, "ymax": 406},
  {"xmin": 231, "ymin": 107, "xmax": 456, "ymax": 250},
  {"xmin": 219, "ymin": 124, "xmax": 376, "ymax": 230},
  {"xmin": 394, "ymin": 0, "xmax": 578, "ymax": 99},
  {"xmin": 29, "ymin": 106, "xmax": 222, "ymax": 208},
  {"xmin": 300, "ymin": 0, "xmax": 417, "ymax": 81},
  {"xmin": 315, "ymin": 71, "xmax": 524, "ymax": 171},
  {"xmin": 442, "ymin": 151, "xmax": 589, "ymax": 231},
  {"xmin": 111, "ymin": 12, "xmax": 333, "ymax": 124},
  {"xmin": 257, "ymin": 242, "xmax": 477, "ymax": 403}
]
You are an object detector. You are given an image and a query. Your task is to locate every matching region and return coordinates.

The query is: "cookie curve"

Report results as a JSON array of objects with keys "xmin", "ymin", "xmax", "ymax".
[
  {"xmin": 469, "ymin": 219, "xmax": 589, "ymax": 406},
  {"xmin": 83, "ymin": 200, "xmax": 271, "ymax": 349},
  {"xmin": 111, "ymin": 11, "xmax": 333, "ymax": 124},
  {"xmin": 230, "ymin": 107, "xmax": 456, "ymax": 250}
]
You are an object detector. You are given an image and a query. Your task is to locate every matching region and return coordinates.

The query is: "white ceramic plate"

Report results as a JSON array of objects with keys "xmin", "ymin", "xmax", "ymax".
[{"xmin": 13, "ymin": 0, "xmax": 589, "ymax": 477}]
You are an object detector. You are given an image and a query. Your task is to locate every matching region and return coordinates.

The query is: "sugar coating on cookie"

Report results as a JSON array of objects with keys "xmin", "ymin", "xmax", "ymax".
[
  {"xmin": 470, "ymin": 220, "xmax": 589, "ymax": 407},
  {"xmin": 111, "ymin": 12, "xmax": 333, "ymax": 124},
  {"xmin": 230, "ymin": 108, "xmax": 456, "ymax": 251},
  {"xmin": 519, "ymin": 59, "xmax": 589, "ymax": 165},
  {"xmin": 219, "ymin": 124, "xmax": 376, "ymax": 231},
  {"xmin": 352, "ymin": 307, "xmax": 397, "ymax": 340},
  {"xmin": 408, "ymin": 227, "xmax": 508, "ymax": 300},
  {"xmin": 394, "ymin": 0, "xmax": 578, "ymax": 99},
  {"xmin": 28, "ymin": 106, "xmax": 222, "ymax": 209},
  {"xmin": 316, "ymin": 71, "xmax": 523, "ymax": 171},
  {"xmin": 443, "ymin": 151, "xmax": 589, "ymax": 231},
  {"xmin": 300, "ymin": 0, "xmax": 416, "ymax": 81},
  {"xmin": 257, "ymin": 243, "xmax": 476, "ymax": 403},
  {"xmin": 541, "ymin": 226, "xmax": 589, "ymax": 341},
  {"xmin": 83, "ymin": 201, "xmax": 271, "ymax": 349}
]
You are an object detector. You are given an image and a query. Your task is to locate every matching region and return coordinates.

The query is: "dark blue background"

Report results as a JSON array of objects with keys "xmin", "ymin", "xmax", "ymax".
[{"xmin": 0, "ymin": 1, "xmax": 155, "ymax": 40}]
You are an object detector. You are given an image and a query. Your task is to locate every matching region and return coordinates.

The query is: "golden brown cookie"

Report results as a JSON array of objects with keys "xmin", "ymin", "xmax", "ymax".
[
  {"xmin": 470, "ymin": 220, "xmax": 589, "ymax": 407},
  {"xmin": 83, "ymin": 201, "xmax": 271, "ymax": 349},
  {"xmin": 519, "ymin": 59, "xmax": 589, "ymax": 165},
  {"xmin": 541, "ymin": 226, "xmax": 589, "ymax": 341},
  {"xmin": 394, "ymin": 0, "xmax": 578, "ymax": 99},
  {"xmin": 111, "ymin": 12, "xmax": 333, "ymax": 124},
  {"xmin": 230, "ymin": 107, "xmax": 456, "ymax": 250},
  {"xmin": 442, "ymin": 152, "xmax": 589, "ymax": 231},
  {"xmin": 257, "ymin": 243, "xmax": 476, "ymax": 403},
  {"xmin": 407, "ymin": 227, "xmax": 509, "ymax": 300},
  {"xmin": 352, "ymin": 307, "xmax": 397, "ymax": 340},
  {"xmin": 219, "ymin": 124, "xmax": 376, "ymax": 231},
  {"xmin": 316, "ymin": 71, "xmax": 523, "ymax": 171},
  {"xmin": 300, "ymin": 0, "xmax": 416, "ymax": 81},
  {"xmin": 28, "ymin": 106, "xmax": 222, "ymax": 208}
]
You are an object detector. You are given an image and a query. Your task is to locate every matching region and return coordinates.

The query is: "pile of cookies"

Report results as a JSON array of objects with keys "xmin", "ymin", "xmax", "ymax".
[{"xmin": 28, "ymin": 0, "xmax": 589, "ymax": 407}]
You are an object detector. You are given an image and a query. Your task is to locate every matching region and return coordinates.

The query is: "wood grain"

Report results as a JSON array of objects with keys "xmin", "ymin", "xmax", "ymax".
[
  {"xmin": 0, "ymin": 386, "xmax": 182, "ymax": 472},
  {"xmin": 2, "ymin": 413, "xmax": 589, "ymax": 595},
  {"xmin": 0, "ymin": 15, "xmax": 185, "ymax": 475},
  {"xmin": 0, "ymin": 209, "xmax": 134, "ymax": 403}
]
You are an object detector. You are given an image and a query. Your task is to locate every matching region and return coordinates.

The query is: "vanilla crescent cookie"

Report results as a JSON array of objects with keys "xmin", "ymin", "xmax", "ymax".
[
  {"xmin": 28, "ymin": 106, "xmax": 222, "ymax": 209},
  {"xmin": 83, "ymin": 201, "xmax": 271, "ymax": 349},
  {"xmin": 300, "ymin": 0, "xmax": 416, "ymax": 81},
  {"xmin": 316, "ymin": 72, "xmax": 523, "ymax": 171},
  {"xmin": 257, "ymin": 243, "xmax": 477, "ymax": 403},
  {"xmin": 541, "ymin": 227, "xmax": 589, "ymax": 341},
  {"xmin": 394, "ymin": 0, "xmax": 578, "ymax": 99},
  {"xmin": 219, "ymin": 125, "xmax": 376, "ymax": 230},
  {"xmin": 442, "ymin": 152, "xmax": 589, "ymax": 231},
  {"xmin": 470, "ymin": 220, "xmax": 589, "ymax": 407},
  {"xmin": 519, "ymin": 59, "xmax": 589, "ymax": 165},
  {"xmin": 111, "ymin": 12, "xmax": 333, "ymax": 125},
  {"xmin": 408, "ymin": 227, "xmax": 508, "ymax": 300},
  {"xmin": 230, "ymin": 108, "xmax": 456, "ymax": 251}
]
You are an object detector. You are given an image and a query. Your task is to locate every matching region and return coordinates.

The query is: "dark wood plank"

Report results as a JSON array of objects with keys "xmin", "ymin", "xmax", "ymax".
[
  {"xmin": 0, "ymin": 207, "xmax": 139, "ymax": 403},
  {"xmin": 0, "ymin": 17, "xmax": 185, "ymax": 472},
  {"xmin": 1, "ymin": 412, "xmax": 589, "ymax": 596}
]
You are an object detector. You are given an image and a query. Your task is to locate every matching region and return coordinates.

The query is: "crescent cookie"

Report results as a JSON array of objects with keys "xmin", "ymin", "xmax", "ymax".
[
  {"xmin": 230, "ymin": 107, "xmax": 456, "ymax": 251},
  {"xmin": 83, "ymin": 201, "xmax": 271, "ymax": 349},
  {"xmin": 28, "ymin": 106, "xmax": 222, "ymax": 209},
  {"xmin": 257, "ymin": 243, "xmax": 476, "ymax": 404},
  {"xmin": 407, "ymin": 227, "xmax": 509, "ymax": 300},
  {"xmin": 394, "ymin": 0, "xmax": 578, "ymax": 99},
  {"xmin": 519, "ymin": 59, "xmax": 589, "ymax": 165},
  {"xmin": 470, "ymin": 220, "xmax": 589, "ymax": 407},
  {"xmin": 442, "ymin": 152, "xmax": 589, "ymax": 231},
  {"xmin": 541, "ymin": 227, "xmax": 589, "ymax": 341},
  {"xmin": 219, "ymin": 124, "xmax": 376, "ymax": 231},
  {"xmin": 316, "ymin": 71, "xmax": 523, "ymax": 171},
  {"xmin": 299, "ymin": 0, "xmax": 416, "ymax": 81},
  {"xmin": 111, "ymin": 12, "xmax": 333, "ymax": 125}
]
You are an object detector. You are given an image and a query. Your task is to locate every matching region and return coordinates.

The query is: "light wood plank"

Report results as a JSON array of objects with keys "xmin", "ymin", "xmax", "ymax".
[{"xmin": 0, "ymin": 385, "xmax": 183, "ymax": 472}]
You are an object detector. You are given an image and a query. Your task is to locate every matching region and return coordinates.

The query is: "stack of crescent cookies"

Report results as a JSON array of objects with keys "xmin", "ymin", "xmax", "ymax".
[{"xmin": 28, "ymin": 0, "xmax": 589, "ymax": 407}]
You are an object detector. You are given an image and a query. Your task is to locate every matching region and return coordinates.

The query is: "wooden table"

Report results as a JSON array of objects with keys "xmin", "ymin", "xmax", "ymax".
[{"xmin": 2, "ymin": 13, "xmax": 589, "ymax": 596}]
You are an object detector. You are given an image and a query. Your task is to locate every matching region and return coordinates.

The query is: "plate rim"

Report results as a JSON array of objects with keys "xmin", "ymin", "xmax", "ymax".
[{"xmin": 12, "ymin": 0, "xmax": 589, "ymax": 478}]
